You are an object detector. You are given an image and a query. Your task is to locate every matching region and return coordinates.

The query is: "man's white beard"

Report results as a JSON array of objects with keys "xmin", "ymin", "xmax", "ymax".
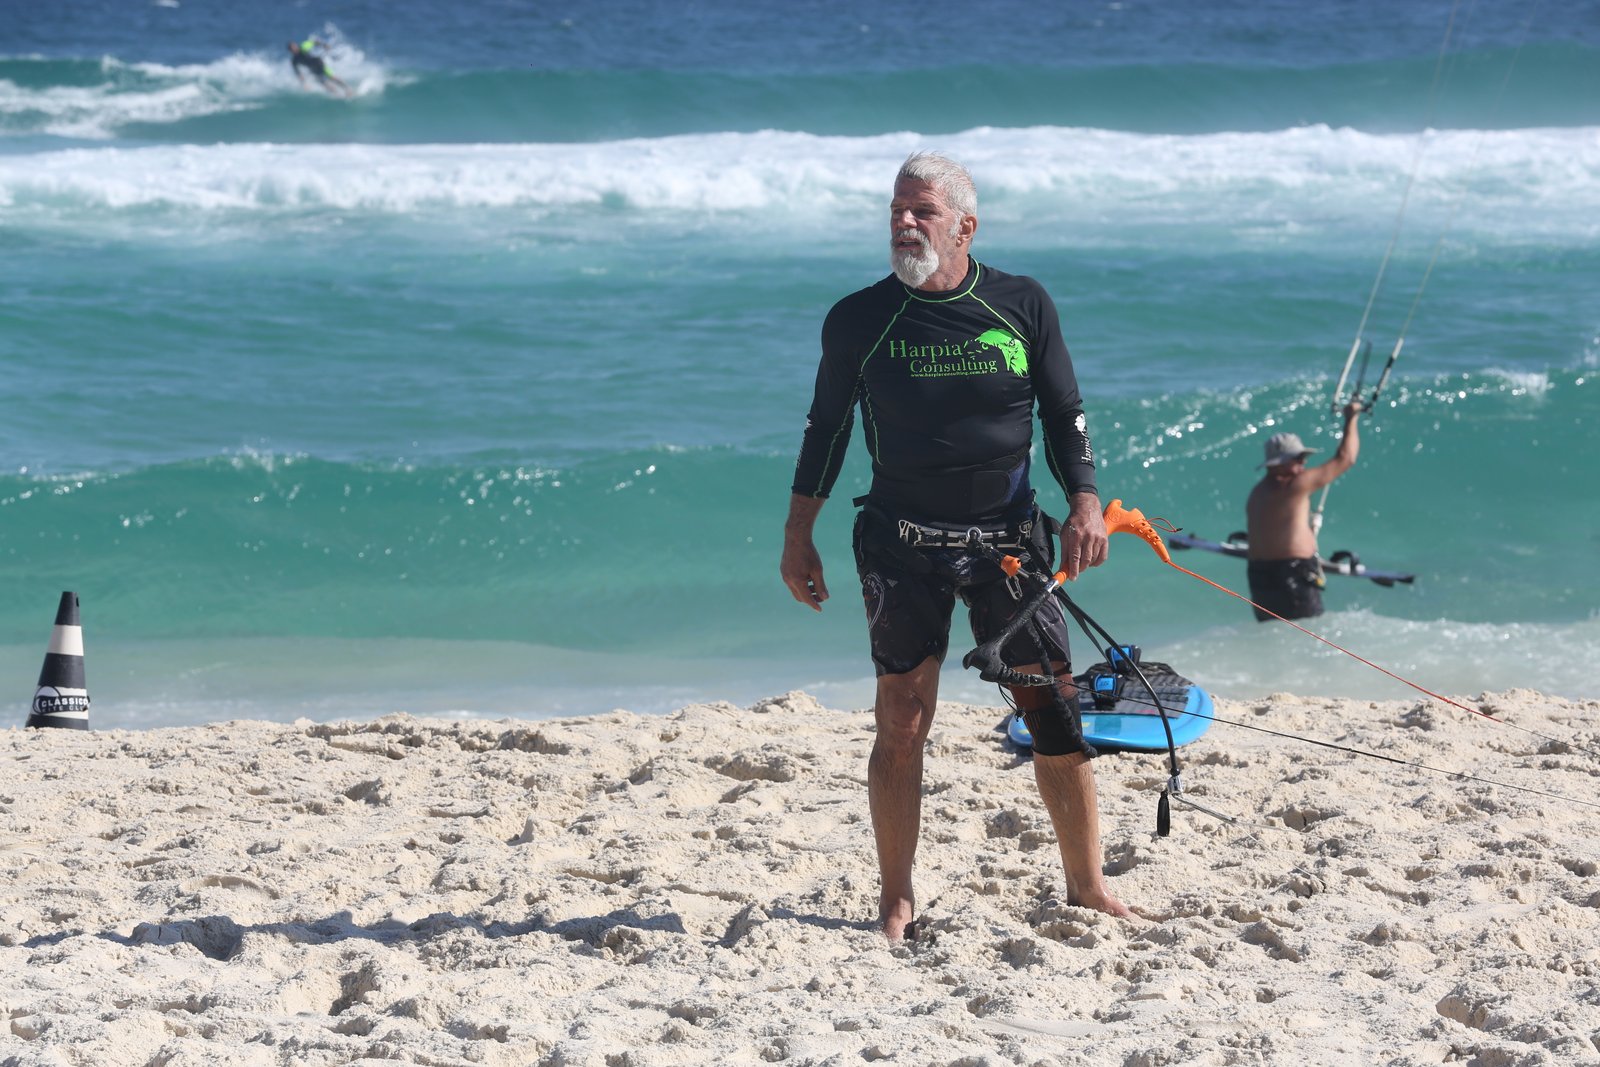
[{"xmin": 890, "ymin": 229, "xmax": 939, "ymax": 287}]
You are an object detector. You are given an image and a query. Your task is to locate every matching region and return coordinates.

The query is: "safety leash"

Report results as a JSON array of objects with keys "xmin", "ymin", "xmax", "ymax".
[
  {"xmin": 1101, "ymin": 499, "xmax": 1594, "ymax": 758},
  {"xmin": 1057, "ymin": 677, "xmax": 1600, "ymax": 817}
]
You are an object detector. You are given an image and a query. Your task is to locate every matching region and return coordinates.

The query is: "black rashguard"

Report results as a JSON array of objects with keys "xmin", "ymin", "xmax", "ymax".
[{"xmin": 791, "ymin": 258, "xmax": 1096, "ymax": 525}]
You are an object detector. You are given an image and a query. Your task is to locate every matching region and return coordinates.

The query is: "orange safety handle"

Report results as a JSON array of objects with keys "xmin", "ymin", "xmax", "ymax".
[
  {"xmin": 1000, "ymin": 554, "xmax": 1068, "ymax": 585},
  {"xmin": 1103, "ymin": 498, "xmax": 1173, "ymax": 564}
]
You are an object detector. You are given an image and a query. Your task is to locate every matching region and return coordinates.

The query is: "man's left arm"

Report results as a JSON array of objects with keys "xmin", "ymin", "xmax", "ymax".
[
  {"xmin": 1028, "ymin": 285, "xmax": 1106, "ymax": 580},
  {"xmin": 1303, "ymin": 400, "xmax": 1363, "ymax": 491}
]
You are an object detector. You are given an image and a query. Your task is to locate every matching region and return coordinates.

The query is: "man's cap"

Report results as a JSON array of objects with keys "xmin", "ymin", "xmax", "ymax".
[{"xmin": 1259, "ymin": 432, "xmax": 1318, "ymax": 468}]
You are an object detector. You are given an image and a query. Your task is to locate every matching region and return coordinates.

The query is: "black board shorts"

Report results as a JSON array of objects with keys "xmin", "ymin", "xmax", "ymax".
[
  {"xmin": 1246, "ymin": 557, "xmax": 1326, "ymax": 622},
  {"xmin": 852, "ymin": 506, "xmax": 1072, "ymax": 677}
]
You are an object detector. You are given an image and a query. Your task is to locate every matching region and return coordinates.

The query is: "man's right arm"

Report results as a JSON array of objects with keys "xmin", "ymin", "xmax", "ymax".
[
  {"xmin": 790, "ymin": 302, "xmax": 861, "ymax": 500},
  {"xmin": 784, "ymin": 303, "xmax": 862, "ymax": 611},
  {"xmin": 780, "ymin": 494, "xmax": 829, "ymax": 611}
]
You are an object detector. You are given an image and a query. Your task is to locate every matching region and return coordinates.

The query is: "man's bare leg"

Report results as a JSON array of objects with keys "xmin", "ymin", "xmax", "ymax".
[
  {"xmin": 1032, "ymin": 750, "xmax": 1134, "ymax": 917},
  {"xmin": 868, "ymin": 655, "xmax": 940, "ymax": 940},
  {"xmin": 1012, "ymin": 671, "xmax": 1134, "ymax": 919}
]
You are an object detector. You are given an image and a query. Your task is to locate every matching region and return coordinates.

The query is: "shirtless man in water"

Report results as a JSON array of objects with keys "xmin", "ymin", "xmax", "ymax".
[{"xmin": 1245, "ymin": 401, "xmax": 1363, "ymax": 621}]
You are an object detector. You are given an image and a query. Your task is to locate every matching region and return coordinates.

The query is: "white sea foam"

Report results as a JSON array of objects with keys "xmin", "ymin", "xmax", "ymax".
[
  {"xmin": 0, "ymin": 33, "xmax": 393, "ymax": 138},
  {"xmin": 1151, "ymin": 611, "xmax": 1600, "ymax": 703},
  {"xmin": 1483, "ymin": 368, "xmax": 1553, "ymax": 397},
  {"xmin": 815, "ymin": 609, "xmax": 1600, "ymax": 709},
  {"xmin": 127, "ymin": 27, "xmax": 395, "ymax": 99},
  {"xmin": 0, "ymin": 72, "xmax": 253, "ymax": 139},
  {"xmin": 3, "ymin": 125, "xmax": 1595, "ymax": 245},
  {"xmin": 6, "ymin": 610, "xmax": 1593, "ymax": 729}
]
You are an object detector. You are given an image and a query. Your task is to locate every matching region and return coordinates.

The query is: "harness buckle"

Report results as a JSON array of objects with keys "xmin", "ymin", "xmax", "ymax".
[{"xmin": 895, "ymin": 518, "xmax": 1026, "ymax": 551}]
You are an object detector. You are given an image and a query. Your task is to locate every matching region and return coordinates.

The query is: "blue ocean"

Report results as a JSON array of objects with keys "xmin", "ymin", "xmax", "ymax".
[{"xmin": 3, "ymin": 1, "xmax": 1597, "ymax": 728}]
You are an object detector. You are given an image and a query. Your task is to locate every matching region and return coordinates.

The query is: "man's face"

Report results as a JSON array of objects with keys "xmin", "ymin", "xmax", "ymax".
[
  {"xmin": 889, "ymin": 178, "xmax": 970, "ymax": 287},
  {"xmin": 1267, "ymin": 456, "xmax": 1307, "ymax": 482}
]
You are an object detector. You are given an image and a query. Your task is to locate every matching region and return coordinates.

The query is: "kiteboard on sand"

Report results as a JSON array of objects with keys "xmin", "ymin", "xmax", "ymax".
[
  {"xmin": 1005, "ymin": 648, "xmax": 1213, "ymax": 755},
  {"xmin": 1168, "ymin": 531, "xmax": 1415, "ymax": 587}
]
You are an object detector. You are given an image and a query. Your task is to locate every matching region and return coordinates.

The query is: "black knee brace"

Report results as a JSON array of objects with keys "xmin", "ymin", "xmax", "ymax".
[{"xmin": 1021, "ymin": 686, "xmax": 1098, "ymax": 759}]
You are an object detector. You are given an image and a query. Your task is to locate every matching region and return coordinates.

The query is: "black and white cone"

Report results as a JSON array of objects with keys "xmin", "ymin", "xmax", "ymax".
[{"xmin": 27, "ymin": 591, "xmax": 90, "ymax": 730}]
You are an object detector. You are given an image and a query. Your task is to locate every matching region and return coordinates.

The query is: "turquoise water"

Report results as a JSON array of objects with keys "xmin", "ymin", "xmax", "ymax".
[{"xmin": 3, "ymin": 2, "xmax": 1597, "ymax": 727}]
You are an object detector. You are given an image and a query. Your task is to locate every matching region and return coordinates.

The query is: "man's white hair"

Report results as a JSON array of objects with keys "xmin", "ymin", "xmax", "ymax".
[{"xmin": 895, "ymin": 151, "xmax": 977, "ymax": 227}]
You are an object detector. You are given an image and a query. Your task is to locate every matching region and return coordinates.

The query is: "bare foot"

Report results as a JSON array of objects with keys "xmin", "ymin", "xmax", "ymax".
[
  {"xmin": 879, "ymin": 896, "xmax": 917, "ymax": 941},
  {"xmin": 1069, "ymin": 886, "xmax": 1140, "ymax": 921}
]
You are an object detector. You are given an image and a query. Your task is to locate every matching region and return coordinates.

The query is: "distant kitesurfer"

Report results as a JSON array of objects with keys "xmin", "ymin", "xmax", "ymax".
[
  {"xmin": 781, "ymin": 151, "xmax": 1134, "ymax": 941},
  {"xmin": 288, "ymin": 37, "xmax": 352, "ymax": 98},
  {"xmin": 1245, "ymin": 401, "xmax": 1363, "ymax": 621}
]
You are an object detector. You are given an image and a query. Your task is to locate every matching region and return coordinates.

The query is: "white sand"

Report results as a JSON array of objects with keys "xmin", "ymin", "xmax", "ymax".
[{"xmin": 2, "ymin": 689, "xmax": 1597, "ymax": 1067}]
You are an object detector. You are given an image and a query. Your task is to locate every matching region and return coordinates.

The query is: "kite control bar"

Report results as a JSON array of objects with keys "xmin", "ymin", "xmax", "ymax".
[
  {"xmin": 959, "ymin": 505, "xmax": 1173, "ymax": 686},
  {"xmin": 954, "ymin": 523, "xmax": 1203, "ymax": 836},
  {"xmin": 959, "ymin": 548, "xmax": 1068, "ymax": 687}
]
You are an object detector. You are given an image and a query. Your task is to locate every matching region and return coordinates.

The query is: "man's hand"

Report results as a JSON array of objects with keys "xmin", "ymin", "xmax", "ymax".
[
  {"xmin": 1059, "ymin": 492, "xmax": 1108, "ymax": 581},
  {"xmin": 781, "ymin": 536, "xmax": 829, "ymax": 611},
  {"xmin": 1343, "ymin": 399, "xmax": 1364, "ymax": 419},
  {"xmin": 781, "ymin": 494, "xmax": 830, "ymax": 611}
]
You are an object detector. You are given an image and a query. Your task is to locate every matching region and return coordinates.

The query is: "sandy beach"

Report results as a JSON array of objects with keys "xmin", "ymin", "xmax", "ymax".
[{"xmin": 2, "ymin": 688, "xmax": 1597, "ymax": 1067}]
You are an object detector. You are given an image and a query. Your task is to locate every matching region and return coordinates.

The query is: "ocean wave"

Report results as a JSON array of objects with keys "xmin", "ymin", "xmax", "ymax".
[
  {"xmin": 0, "ymin": 79, "xmax": 246, "ymax": 140},
  {"xmin": 0, "ymin": 366, "xmax": 1592, "ymax": 686},
  {"xmin": 0, "ymin": 34, "xmax": 396, "ymax": 139},
  {"xmin": 1481, "ymin": 368, "xmax": 1553, "ymax": 398},
  {"xmin": 2, "ymin": 41, "xmax": 1594, "ymax": 143},
  {"xmin": 2, "ymin": 125, "xmax": 1597, "ymax": 245}
]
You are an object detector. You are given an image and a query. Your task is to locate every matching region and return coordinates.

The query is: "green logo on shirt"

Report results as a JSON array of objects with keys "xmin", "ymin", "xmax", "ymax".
[{"xmin": 975, "ymin": 329, "xmax": 1028, "ymax": 376}]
